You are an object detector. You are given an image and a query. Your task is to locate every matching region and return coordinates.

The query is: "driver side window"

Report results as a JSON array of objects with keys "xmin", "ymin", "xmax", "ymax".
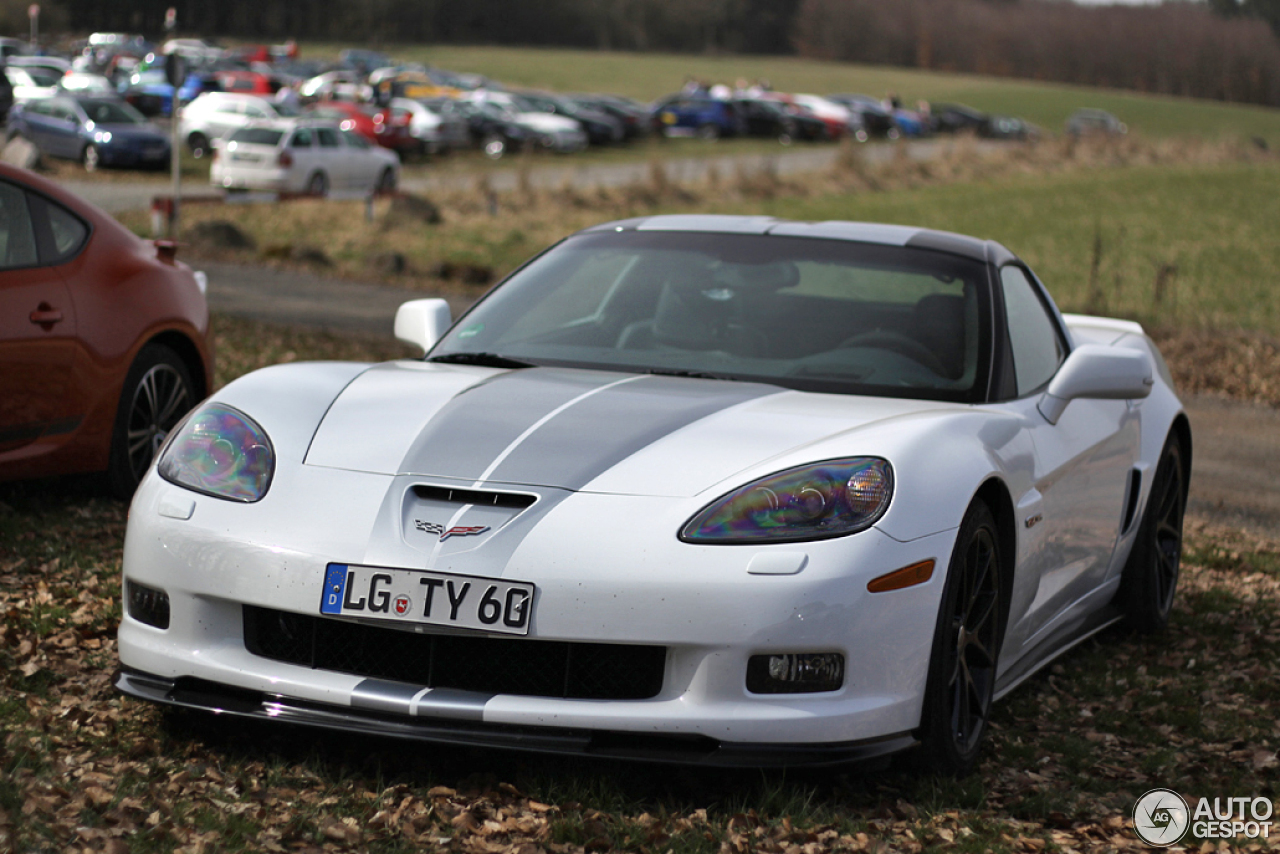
[{"xmin": 1001, "ymin": 266, "xmax": 1065, "ymax": 396}]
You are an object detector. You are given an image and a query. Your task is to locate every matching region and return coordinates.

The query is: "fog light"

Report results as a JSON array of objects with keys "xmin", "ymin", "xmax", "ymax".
[
  {"xmin": 746, "ymin": 652, "xmax": 844, "ymax": 694},
  {"xmin": 127, "ymin": 581, "xmax": 170, "ymax": 629}
]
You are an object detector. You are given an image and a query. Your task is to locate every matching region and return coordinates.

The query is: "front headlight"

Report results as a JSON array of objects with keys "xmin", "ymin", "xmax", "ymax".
[
  {"xmin": 680, "ymin": 458, "xmax": 893, "ymax": 544},
  {"xmin": 157, "ymin": 403, "xmax": 274, "ymax": 502}
]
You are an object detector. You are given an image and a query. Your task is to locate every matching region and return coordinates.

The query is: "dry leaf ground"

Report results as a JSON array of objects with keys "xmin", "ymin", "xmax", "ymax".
[{"xmin": 2, "ymin": 317, "xmax": 1278, "ymax": 853}]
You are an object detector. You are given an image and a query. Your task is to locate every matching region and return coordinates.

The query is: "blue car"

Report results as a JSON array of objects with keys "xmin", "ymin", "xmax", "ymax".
[
  {"xmin": 650, "ymin": 95, "xmax": 744, "ymax": 140},
  {"xmin": 7, "ymin": 96, "xmax": 170, "ymax": 171},
  {"xmin": 120, "ymin": 68, "xmax": 175, "ymax": 117}
]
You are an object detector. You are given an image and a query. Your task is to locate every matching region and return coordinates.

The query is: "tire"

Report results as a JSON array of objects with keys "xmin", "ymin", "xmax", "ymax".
[
  {"xmin": 82, "ymin": 143, "xmax": 100, "ymax": 172},
  {"xmin": 482, "ymin": 134, "xmax": 507, "ymax": 160},
  {"xmin": 1117, "ymin": 434, "xmax": 1187, "ymax": 633},
  {"xmin": 916, "ymin": 500, "xmax": 1003, "ymax": 776},
  {"xmin": 106, "ymin": 343, "xmax": 197, "ymax": 499},
  {"xmin": 188, "ymin": 132, "xmax": 210, "ymax": 159},
  {"xmin": 376, "ymin": 167, "xmax": 397, "ymax": 193},
  {"xmin": 307, "ymin": 171, "xmax": 329, "ymax": 197}
]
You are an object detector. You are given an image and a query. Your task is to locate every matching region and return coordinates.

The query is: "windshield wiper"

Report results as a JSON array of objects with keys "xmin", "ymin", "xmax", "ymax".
[{"xmin": 427, "ymin": 352, "xmax": 535, "ymax": 369}]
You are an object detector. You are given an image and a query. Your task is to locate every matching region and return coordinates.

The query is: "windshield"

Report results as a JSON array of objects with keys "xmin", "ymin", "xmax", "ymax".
[
  {"xmin": 78, "ymin": 98, "xmax": 147, "ymax": 125},
  {"xmin": 432, "ymin": 231, "xmax": 991, "ymax": 402}
]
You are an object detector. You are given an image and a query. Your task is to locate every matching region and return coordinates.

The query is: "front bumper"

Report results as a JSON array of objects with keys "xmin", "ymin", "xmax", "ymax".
[
  {"xmin": 115, "ymin": 668, "xmax": 916, "ymax": 768},
  {"xmin": 119, "ymin": 459, "xmax": 956, "ymax": 758}
]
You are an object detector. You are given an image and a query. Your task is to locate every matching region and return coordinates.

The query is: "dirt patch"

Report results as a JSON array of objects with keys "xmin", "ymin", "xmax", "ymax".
[{"xmin": 1151, "ymin": 327, "xmax": 1280, "ymax": 408}]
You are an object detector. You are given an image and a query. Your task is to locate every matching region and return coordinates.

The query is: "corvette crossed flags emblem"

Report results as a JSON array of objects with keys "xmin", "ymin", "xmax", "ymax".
[{"xmin": 414, "ymin": 520, "xmax": 490, "ymax": 541}]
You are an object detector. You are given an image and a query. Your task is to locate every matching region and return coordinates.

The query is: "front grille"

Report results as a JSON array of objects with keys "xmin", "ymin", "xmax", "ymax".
[{"xmin": 243, "ymin": 606, "xmax": 665, "ymax": 700}]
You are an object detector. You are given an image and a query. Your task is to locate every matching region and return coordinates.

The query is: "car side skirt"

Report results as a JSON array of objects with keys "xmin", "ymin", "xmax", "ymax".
[
  {"xmin": 114, "ymin": 668, "xmax": 918, "ymax": 768},
  {"xmin": 993, "ymin": 603, "xmax": 1124, "ymax": 702}
]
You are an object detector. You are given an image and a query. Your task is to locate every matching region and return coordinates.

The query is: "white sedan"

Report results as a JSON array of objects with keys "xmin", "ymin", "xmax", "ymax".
[
  {"xmin": 209, "ymin": 119, "xmax": 399, "ymax": 196},
  {"xmin": 116, "ymin": 216, "xmax": 1189, "ymax": 773}
]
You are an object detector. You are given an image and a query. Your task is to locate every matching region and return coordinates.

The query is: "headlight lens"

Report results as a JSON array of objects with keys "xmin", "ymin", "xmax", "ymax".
[
  {"xmin": 680, "ymin": 458, "xmax": 893, "ymax": 543},
  {"xmin": 157, "ymin": 403, "xmax": 274, "ymax": 502}
]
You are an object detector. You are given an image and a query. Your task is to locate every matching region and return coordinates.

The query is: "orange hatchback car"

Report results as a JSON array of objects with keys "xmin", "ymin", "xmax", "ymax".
[{"xmin": 0, "ymin": 163, "xmax": 213, "ymax": 496}]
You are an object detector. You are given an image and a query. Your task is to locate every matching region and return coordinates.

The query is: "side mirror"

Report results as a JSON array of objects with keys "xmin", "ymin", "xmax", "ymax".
[
  {"xmin": 394, "ymin": 298, "xmax": 452, "ymax": 355},
  {"xmin": 1038, "ymin": 344, "xmax": 1153, "ymax": 425}
]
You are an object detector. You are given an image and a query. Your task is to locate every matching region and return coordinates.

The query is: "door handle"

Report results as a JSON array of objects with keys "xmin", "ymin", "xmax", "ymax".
[{"xmin": 30, "ymin": 302, "xmax": 64, "ymax": 329}]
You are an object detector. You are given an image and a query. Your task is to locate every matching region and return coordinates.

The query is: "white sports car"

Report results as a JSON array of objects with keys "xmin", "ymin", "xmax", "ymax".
[{"xmin": 116, "ymin": 215, "xmax": 1190, "ymax": 773}]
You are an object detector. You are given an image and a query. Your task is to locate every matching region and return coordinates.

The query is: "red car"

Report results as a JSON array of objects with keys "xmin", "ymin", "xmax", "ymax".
[
  {"xmin": 303, "ymin": 100, "xmax": 416, "ymax": 154},
  {"xmin": 0, "ymin": 163, "xmax": 213, "ymax": 496},
  {"xmin": 215, "ymin": 70, "xmax": 277, "ymax": 96}
]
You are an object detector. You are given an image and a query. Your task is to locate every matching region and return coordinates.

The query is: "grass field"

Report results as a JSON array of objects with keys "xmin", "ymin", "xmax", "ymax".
[
  {"xmin": 145, "ymin": 137, "xmax": 1280, "ymax": 339},
  {"xmin": 304, "ymin": 43, "xmax": 1280, "ymax": 143}
]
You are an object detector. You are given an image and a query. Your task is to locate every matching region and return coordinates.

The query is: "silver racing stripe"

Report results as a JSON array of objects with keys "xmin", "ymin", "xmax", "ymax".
[
  {"xmin": 352, "ymin": 679, "xmax": 491, "ymax": 721},
  {"xmin": 398, "ymin": 368, "xmax": 781, "ymax": 489}
]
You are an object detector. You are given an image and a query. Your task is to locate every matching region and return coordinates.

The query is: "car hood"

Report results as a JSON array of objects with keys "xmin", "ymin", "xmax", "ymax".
[
  {"xmin": 94, "ymin": 123, "xmax": 167, "ymax": 142},
  {"xmin": 515, "ymin": 112, "xmax": 581, "ymax": 133},
  {"xmin": 303, "ymin": 363, "xmax": 948, "ymax": 498}
]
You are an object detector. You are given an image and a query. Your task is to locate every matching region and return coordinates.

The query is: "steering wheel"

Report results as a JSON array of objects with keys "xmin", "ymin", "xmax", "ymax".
[{"xmin": 838, "ymin": 330, "xmax": 947, "ymax": 376}]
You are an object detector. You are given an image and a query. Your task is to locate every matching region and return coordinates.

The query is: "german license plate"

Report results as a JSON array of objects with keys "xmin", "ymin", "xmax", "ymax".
[{"xmin": 320, "ymin": 563, "xmax": 534, "ymax": 635}]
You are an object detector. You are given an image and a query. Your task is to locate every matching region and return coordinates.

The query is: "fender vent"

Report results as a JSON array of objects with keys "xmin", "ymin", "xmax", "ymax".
[{"xmin": 1121, "ymin": 469, "xmax": 1142, "ymax": 533}]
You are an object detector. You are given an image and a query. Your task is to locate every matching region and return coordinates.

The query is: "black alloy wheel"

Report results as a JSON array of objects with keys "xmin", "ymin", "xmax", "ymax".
[
  {"xmin": 917, "ymin": 500, "xmax": 1002, "ymax": 776},
  {"xmin": 307, "ymin": 171, "xmax": 329, "ymax": 197},
  {"xmin": 107, "ymin": 344, "xmax": 196, "ymax": 498},
  {"xmin": 1119, "ymin": 434, "xmax": 1187, "ymax": 633}
]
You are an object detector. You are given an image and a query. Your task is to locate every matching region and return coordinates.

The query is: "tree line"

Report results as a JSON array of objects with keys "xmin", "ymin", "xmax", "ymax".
[{"xmin": 11, "ymin": 0, "xmax": 1280, "ymax": 107}]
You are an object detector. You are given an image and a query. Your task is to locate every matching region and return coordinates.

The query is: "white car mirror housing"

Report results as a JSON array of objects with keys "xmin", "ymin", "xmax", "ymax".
[
  {"xmin": 1038, "ymin": 344, "xmax": 1154, "ymax": 425},
  {"xmin": 394, "ymin": 298, "xmax": 452, "ymax": 355}
]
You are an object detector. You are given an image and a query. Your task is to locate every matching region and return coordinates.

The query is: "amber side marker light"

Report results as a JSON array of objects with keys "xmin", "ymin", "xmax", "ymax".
[{"xmin": 867, "ymin": 559, "xmax": 936, "ymax": 593}]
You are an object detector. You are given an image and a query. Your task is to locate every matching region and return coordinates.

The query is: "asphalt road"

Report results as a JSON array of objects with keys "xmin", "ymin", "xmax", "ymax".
[
  {"xmin": 201, "ymin": 260, "xmax": 1280, "ymax": 540},
  {"xmin": 58, "ymin": 137, "xmax": 996, "ymax": 214}
]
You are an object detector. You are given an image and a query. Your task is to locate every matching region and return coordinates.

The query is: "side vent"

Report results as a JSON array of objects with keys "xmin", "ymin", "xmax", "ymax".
[
  {"xmin": 1121, "ymin": 469, "xmax": 1142, "ymax": 533},
  {"xmin": 412, "ymin": 484, "xmax": 536, "ymax": 510}
]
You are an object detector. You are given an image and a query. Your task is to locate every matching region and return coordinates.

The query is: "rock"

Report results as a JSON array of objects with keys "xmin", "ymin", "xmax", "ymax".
[
  {"xmin": 2, "ymin": 136, "xmax": 42, "ymax": 171},
  {"xmin": 371, "ymin": 251, "xmax": 408, "ymax": 275},
  {"xmin": 260, "ymin": 242, "xmax": 333, "ymax": 268},
  {"xmin": 291, "ymin": 246, "xmax": 333, "ymax": 268},
  {"xmin": 384, "ymin": 193, "xmax": 443, "ymax": 225},
  {"xmin": 186, "ymin": 220, "xmax": 256, "ymax": 252}
]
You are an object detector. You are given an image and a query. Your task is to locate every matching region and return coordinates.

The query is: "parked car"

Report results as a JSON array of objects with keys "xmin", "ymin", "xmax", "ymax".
[
  {"xmin": 209, "ymin": 119, "xmax": 399, "ymax": 197},
  {"xmin": 431, "ymin": 98, "xmax": 529, "ymax": 159},
  {"xmin": 1066, "ymin": 108, "xmax": 1127, "ymax": 137},
  {"xmin": 569, "ymin": 94, "xmax": 651, "ymax": 140},
  {"xmin": 785, "ymin": 94, "xmax": 864, "ymax": 141},
  {"xmin": 514, "ymin": 90, "xmax": 623, "ymax": 145},
  {"xmin": 827, "ymin": 94, "xmax": 900, "ymax": 139},
  {"xmin": 214, "ymin": 70, "xmax": 277, "ymax": 96},
  {"xmin": 453, "ymin": 96, "xmax": 587, "ymax": 157},
  {"xmin": 303, "ymin": 100, "xmax": 417, "ymax": 155},
  {"xmin": 119, "ymin": 67, "xmax": 174, "ymax": 117},
  {"xmin": 0, "ymin": 162, "xmax": 212, "ymax": 496},
  {"xmin": 650, "ymin": 94, "xmax": 744, "ymax": 140},
  {"xmin": 930, "ymin": 103, "xmax": 991, "ymax": 136},
  {"xmin": 7, "ymin": 96, "xmax": 170, "ymax": 171},
  {"xmin": 389, "ymin": 97, "xmax": 470, "ymax": 155},
  {"xmin": 734, "ymin": 97, "xmax": 827, "ymax": 144},
  {"xmin": 115, "ymin": 214, "xmax": 1189, "ymax": 772},
  {"xmin": 180, "ymin": 91, "xmax": 298, "ymax": 157},
  {"xmin": 5, "ymin": 65, "xmax": 60, "ymax": 102},
  {"xmin": 56, "ymin": 72, "xmax": 118, "ymax": 97}
]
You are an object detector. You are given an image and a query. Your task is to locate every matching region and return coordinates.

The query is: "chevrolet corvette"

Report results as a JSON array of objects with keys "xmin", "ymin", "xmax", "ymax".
[{"xmin": 116, "ymin": 215, "xmax": 1189, "ymax": 773}]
